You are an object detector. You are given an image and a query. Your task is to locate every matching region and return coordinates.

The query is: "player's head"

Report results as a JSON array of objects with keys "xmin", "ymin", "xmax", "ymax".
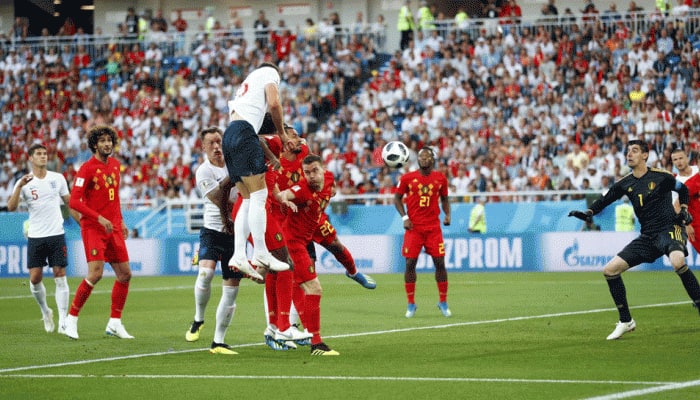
[
  {"xmin": 28, "ymin": 143, "xmax": 47, "ymax": 157},
  {"xmin": 418, "ymin": 147, "xmax": 436, "ymax": 171},
  {"xmin": 284, "ymin": 124, "xmax": 304, "ymax": 154},
  {"xmin": 200, "ymin": 126, "xmax": 224, "ymax": 165},
  {"xmin": 302, "ymin": 154, "xmax": 324, "ymax": 191},
  {"xmin": 258, "ymin": 62, "xmax": 281, "ymax": 78},
  {"xmin": 671, "ymin": 144, "xmax": 689, "ymax": 171},
  {"xmin": 626, "ymin": 139, "xmax": 649, "ymax": 167},
  {"xmin": 87, "ymin": 125, "xmax": 118, "ymax": 156}
]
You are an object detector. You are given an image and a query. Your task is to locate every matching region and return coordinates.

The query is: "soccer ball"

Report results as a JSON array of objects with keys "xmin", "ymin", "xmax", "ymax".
[{"xmin": 382, "ymin": 141, "xmax": 409, "ymax": 168}]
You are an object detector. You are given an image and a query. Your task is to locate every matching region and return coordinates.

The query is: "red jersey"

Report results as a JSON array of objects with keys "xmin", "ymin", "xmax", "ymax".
[
  {"xmin": 396, "ymin": 170, "xmax": 449, "ymax": 228},
  {"xmin": 284, "ymin": 172, "xmax": 334, "ymax": 243},
  {"xmin": 278, "ymin": 144, "xmax": 310, "ymax": 191},
  {"xmin": 69, "ymin": 156, "xmax": 124, "ymax": 230}
]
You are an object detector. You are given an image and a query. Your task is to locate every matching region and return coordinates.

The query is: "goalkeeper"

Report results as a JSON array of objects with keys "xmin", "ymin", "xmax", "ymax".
[{"xmin": 568, "ymin": 140, "xmax": 700, "ymax": 340}]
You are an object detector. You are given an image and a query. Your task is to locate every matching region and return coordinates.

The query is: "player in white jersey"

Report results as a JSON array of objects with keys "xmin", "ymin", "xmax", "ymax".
[
  {"xmin": 223, "ymin": 62, "xmax": 294, "ymax": 281},
  {"xmin": 7, "ymin": 143, "xmax": 78, "ymax": 334},
  {"xmin": 185, "ymin": 127, "xmax": 244, "ymax": 355},
  {"xmin": 671, "ymin": 146, "xmax": 699, "ymax": 211}
]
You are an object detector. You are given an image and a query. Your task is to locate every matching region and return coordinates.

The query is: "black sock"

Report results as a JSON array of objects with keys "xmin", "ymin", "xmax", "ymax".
[
  {"xmin": 677, "ymin": 265, "xmax": 700, "ymax": 309},
  {"xmin": 605, "ymin": 274, "xmax": 631, "ymax": 322}
]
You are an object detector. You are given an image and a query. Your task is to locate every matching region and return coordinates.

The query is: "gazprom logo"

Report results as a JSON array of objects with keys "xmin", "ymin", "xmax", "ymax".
[{"xmin": 563, "ymin": 239, "xmax": 613, "ymax": 267}]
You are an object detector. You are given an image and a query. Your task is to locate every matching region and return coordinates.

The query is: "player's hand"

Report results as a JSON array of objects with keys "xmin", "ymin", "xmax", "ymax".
[
  {"xmin": 676, "ymin": 207, "xmax": 693, "ymax": 225},
  {"xmin": 121, "ymin": 222, "xmax": 129, "ymax": 238},
  {"xmin": 281, "ymin": 199, "xmax": 297, "ymax": 213},
  {"xmin": 568, "ymin": 210, "xmax": 592, "ymax": 223},
  {"xmin": 687, "ymin": 224, "xmax": 696, "ymax": 242},
  {"xmin": 443, "ymin": 215, "xmax": 451, "ymax": 226},
  {"xmin": 19, "ymin": 174, "xmax": 33, "ymax": 187},
  {"xmin": 98, "ymin": 215, "xmax": 113, "ymax": 234},
  {"xmin": 403, "ymin": 218, "xmax": 413, "ymax": 230}
]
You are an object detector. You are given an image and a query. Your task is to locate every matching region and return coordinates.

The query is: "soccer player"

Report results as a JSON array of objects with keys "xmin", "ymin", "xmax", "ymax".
[
  {"xmin": 7, "ymin": 143, "xmax": 77, "ymax": 334},
  {"xmin": 394, "ymin": 147, "xmax": 451, "ymax": 318},
  {"xmin": 671, "ymin": 146, "xmax": 698, "ymax": 212},
  {"xmin": 276, "ymin": 154, "xmax": 340, "ymax": 355},
  {"xmin": 185, "ymin": 127, "xmax": 244, "ymax": 355},
  {"xmin": 224, "ymin": 62, "xmax": 293, "ymax": 280},
  {"xmin": 569, "ymin": 140, "xmax": 700, "ymax": 340},
  {"xmin": 275, "ymin": 127, "xmax": 376, "ymax": 289},
  {"xmin": 64, "ymin": 125, "xmax": 133, "ymax": 340}
]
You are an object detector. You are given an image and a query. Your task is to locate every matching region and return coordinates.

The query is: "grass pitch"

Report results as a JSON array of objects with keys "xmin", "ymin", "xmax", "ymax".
[{"xmin": 1, "ymin": 271, "xmax": 700, "ymax": 399}]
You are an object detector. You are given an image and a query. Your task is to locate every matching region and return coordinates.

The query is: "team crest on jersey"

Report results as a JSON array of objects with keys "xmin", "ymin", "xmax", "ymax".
[
  {"xmin": 50, "ymin": 181, "xmax": 57, "ymax": 190},
  {"xmin": 319, "ymin": 199, "xmax": 327, "ymax": 209},
  {"xmin": 275, "ymin": 233, "xmax": 283, "ymax": 242},
  {"xmin": 648, "ymin": 181, "xmax": 656, "ymax": 191},
  {"xmin": 91, "ymin": 248, "xmax": 98, "ymax": 256},
  {"xmin": 308, "ymin": 264, "xmax": 315, "ymax": 274},
  {"xmin": 290, "ymin": 171, "xmax": 301, "ymax": 183}
]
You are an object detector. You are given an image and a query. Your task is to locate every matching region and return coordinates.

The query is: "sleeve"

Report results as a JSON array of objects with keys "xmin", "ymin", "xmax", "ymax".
[
  {"xmin": 675, "ymin": 179, "xmax": 690, "ymax": 206},
  {"xmin": 69, "ymin": 168, "xmax": 100, "ymax": 222},
  {"xmin": 58, "ymin": 174, "xmax": 69, "ymax": 197},
  {"xmin": 439, "ymin": 174, "xmax": 449, "ymax": 197},
  {"xmin": 396, "ymin": 175, "xmax": 408, "ymax": 195},
  {"xmin": 195, "ymin": 166, "xmax": 217, "ymax": 198},
  {"xmin": 588, "ymin": 183, "xmax": 624, "ymax": 216}
]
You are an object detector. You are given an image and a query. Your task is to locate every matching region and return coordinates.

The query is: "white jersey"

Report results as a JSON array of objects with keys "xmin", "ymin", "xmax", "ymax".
[
  {"xmin": 195, "ymin": 159, "xmax": 238, "ymax": 232},
  {"xmin": 673, "ymin": 166, "xmax": 699, "ymax": 204},
  {"xmin": 228, "ymin": 66, "xmax": 280, "ymax": 133},
  {"xmin": 15, "ymin": 171, "xmax": 69, "ymax": 238}
]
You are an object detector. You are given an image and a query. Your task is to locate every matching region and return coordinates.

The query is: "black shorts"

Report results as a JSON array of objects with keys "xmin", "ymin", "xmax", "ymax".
[
  {"xmin": 199, "ymin": 227, "xmax": 243, "ymax": 280},
  {"xmin": 306, "ymin": 241, "xmax": 317, "ymax": 261},
  {"xmin": 27, "ymin": 234, "xmax": 67, "ymax": 269},
  {"xmin": 222, "ymin": 120, "xmax": 267, "ymax": 182},
  {"xmin": 618, "ymin": 226, "xmax": 688, "ymax": 267}
]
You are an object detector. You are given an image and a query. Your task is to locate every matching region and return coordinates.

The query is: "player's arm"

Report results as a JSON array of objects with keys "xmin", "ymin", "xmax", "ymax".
[
  {"xmin": 440, "ymin": 178, "xmax": 451, "ymax": 226},
  {"xmin": 7, "ymin": 174, "xmax": 32, "ymax": 211},
  {"xmin": 570, "ymin": 181, "xmax": 623, "ymax": 221},
  {"xmin": 265, "ymin": 82, "xmax": 291, "ymax": 152},
  {"xmin": 275, "ymin": 187, "xmax": 298, "ymax": 212},
  {"xmin": 394, "ymin": 191, "xmax": 412, "ymax": 230},
  {"xmin": 259, "ymin": 137, "xmax": 280, "ymax": 170},
  {"xmin": 675, "ymin": 180, "xmax": 692, "ymax": 225},
  {"xmin": 61, "ymin": 194, "xmax": 81, "ymax": 222}
]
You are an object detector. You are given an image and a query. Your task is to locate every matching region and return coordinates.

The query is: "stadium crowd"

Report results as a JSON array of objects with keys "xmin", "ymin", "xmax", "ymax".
[{"xmin": 2, "ymin": 2, "xmax": 700, "ymax": 211}]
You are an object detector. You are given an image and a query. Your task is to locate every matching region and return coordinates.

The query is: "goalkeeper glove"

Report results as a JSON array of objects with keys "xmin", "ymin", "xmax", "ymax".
[
  {"xmin": 568, "ymin": 210, "xmax": 593, "ymax": 223},
  {"xmin": 677, "ymin": 207, "xmax": 693, "ymax": 225}
]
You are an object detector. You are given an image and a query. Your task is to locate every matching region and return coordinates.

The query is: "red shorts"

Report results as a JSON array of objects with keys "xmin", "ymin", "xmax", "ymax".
[
  {"xmin": 312, "ymin": 213, "xmax": 337, "ymax": 246},
  {"xmin": 287, "ymin": 239, "xmax": 316, "ymax": 284},
  {"xmin": 402, "ymin": 224, "xmax": 445, "ymax": 259},
  {"xmin": 81, "ymin": 226, "xmax": 129, "ymax": 263},
  {"xmin": 690, "ymin": 222, "xmax": 700, "ymax": 253}
]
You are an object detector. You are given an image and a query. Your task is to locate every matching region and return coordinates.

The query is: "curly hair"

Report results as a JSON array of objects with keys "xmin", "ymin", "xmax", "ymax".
[{"xmin": 87, "ymin": 125, "xmax": 118, "ymax": 153}]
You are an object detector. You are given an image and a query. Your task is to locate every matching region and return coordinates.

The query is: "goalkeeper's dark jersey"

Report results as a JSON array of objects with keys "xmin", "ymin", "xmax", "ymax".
[{"xmin": 589, "ymin": 168, "xmax": 689, "ymax": 235}]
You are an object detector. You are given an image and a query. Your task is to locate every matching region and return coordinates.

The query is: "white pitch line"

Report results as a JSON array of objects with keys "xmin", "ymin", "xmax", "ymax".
[
  {"xmin": 0, "ymin": 300, "xmax": 692, "ymax": 376},
  {"xmin": 0, "ymin": 374, "xmax": 677, "ymax": 386},
  {"xmin": 582, "ymin": 379, "xmax": 700, "ymax": 399},
  {"xmin": 0, "ymin": 285, "xmax": 193, "ymax": 300}
]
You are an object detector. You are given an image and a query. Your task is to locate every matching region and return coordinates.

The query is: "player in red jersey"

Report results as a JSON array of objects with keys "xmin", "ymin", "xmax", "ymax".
[
  {"xmin": 394, "ymin": 147, "xmax": 452, "ymax": 318},
  {"xmin": 65, "ymin": 125, "xmax": 134, "ymax": 340},
  {"xmin": 276, "ymin": 132, "xmax": 376, "ymax": 289},
  {"xmin": 682, "ymin": 172, "xmax": 700, "ymax": 252},
  {"xmin": 276, "ymin": 154, "xmax": 340, "ymax": 355}
]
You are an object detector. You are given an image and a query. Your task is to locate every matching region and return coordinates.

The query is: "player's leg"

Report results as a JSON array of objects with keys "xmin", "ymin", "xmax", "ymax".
[
  {"xmin": 602, "ymin": 253, "xmax": 635, "ymax": 340},
  {"xmin": 210, "ymin": 277, "xmax": 240, "ymax": 355},
  {"xmin": 320, "ymin": 234, "xmax": 376, "ymax": 289},
  {"xmin": 425, "ymin": 228, "xmax": 450, "ymax": 317},
  {"xmin": 187, "ymin": 258, "xmax": 214, "ymax": 342},
  {"xmin": 403, "ymin": 229, "xmax": 420, "ymax": 318},
  {"xmin": 299, "ymin": 277, "xmax": 338, "ymax": 356},
  {"xmin": 669, "ymin": 248, "xmax": 700, "ymax": 314},
  {"xmin": 48, "ymin": 235, "xmax": 69, "ymax": 333},
  {"xmin": 27, "ymin": 238, "xmax": 53, "ymax": 332},
  {"xmin": 105, "ymin": 260, "xmax": 134, "ymax": 339}
]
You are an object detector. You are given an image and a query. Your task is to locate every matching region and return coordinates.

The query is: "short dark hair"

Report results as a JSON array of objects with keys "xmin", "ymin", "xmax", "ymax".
[
  {"xmin": 28, "ymin": 143, "xmax": 46, "ymax": 156},
  {"xmin": 258, "ymin": 62, "xmax": 280, "ymax": 77},
  {"xmin": 200, "ymin": 126, "xmax": 222, "ymax": 142},
  {"xmin": 303, "ymin": 154, "xmax": 323, "ymax": 166},
  {"xmin": 627, "ymin": 139, "xmax": 649, "ymax": 153},
  {"xmin": 87, "ymin": 125, "xmax": 118, "ymax": 153}
]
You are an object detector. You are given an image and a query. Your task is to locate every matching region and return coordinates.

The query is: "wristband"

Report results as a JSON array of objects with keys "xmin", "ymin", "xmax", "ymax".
[{"xmin": 402, "ymin": 215, "xmax": 409, "ymax": 221}]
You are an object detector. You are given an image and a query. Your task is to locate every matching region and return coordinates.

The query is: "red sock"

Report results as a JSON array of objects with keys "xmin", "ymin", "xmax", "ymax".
[
  {"xmin": 332, "ymin": 246, "xmax": 357, "ymax": 275},
  {"xmin": 292, "ymin": 284, "xmax": 306, "ymax": 327},
  {"xmin": 304, "ymin": 294, "xmax": 321, "ymax": 345},
  {"xmin": 275, "ymin": 270, "xmax": 293, "ymax": 331},
  {"xmin": 69, "ymin": 279, "xmax": 94, "ymax": 316},
  {"xmin": 110, "ymin": 280, "xmax": 130, "ymax": 319},
  {"xmin": 405, "ymin": 282, "xmax": 416, "ymax": 304},
  {"xmin": 265, "ymin": 272, "xmax": 278, "ymax": 326},
  {"xmin": 437, "ymin": 280, "xmax": 448, "ymax": 303}
]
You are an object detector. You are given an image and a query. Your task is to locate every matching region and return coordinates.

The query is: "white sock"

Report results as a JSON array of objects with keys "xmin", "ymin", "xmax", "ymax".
[
  {"xmin": 249, "ymin": 188, "xmax": 270, "ymax": 257},
  {"xmin": 213, "ymin": 286, "xmax": 238, "ymax": 344},
  {"xmin": 233, "ymin": 199, "xmax": 250, "ymax": 261},
  {"xmin": 289, "ymin": 303, "xmax": 299, "ymax": 326},
  {"xmin": 194, "ymin": 267, "xmax": 214, "ymax": 322},
  {"xmin": 54, "ymin": 276, "xmax": 69, "ymax": 324},
  {"xmin": 30, "ymin": 281, "xmax": 50, "ymax": 316}
]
